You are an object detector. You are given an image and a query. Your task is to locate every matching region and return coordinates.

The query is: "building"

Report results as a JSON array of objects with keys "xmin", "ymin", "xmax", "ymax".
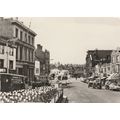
[
  {"xmin": 95, "ymin": 63, "xmax": 111, "ymax": 77},
  {"xmin": 0, "ymin": 17, "xmax": 37, "ymax": 82},
  {"xmin": 35, "ymin": 44, "xmax": 50, "ymax": 77},
  {"xmin": 44, "ymin": 49, "xmax": 50, "ymax": 75},
  {"xmin": 0, "ymin": 36, "xmax": 16, "ymax": 73},
  {"xmin": 34, "ymin": 59, "xmax": 40, "ymax": 80},
  {"xmin": 111, "ymin": 47, "xmax": 120, "ymax": 74},
  {"xmin": 86, "ymin": 49, "xmax": 112, "ymax": 76}
]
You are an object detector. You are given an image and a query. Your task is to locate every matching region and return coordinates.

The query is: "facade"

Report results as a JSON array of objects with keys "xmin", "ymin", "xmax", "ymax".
[
  {"xmin": 35, "ymin": 44, "xmax": 50, "ymax": 77},
  {"xmin": 34, "ymin": 60, "xmax": 40, "ymax": 80},
  {"xmin": 0, "ymin": 17, "xmax": 37, "ymax": 82},
  {"xmin": 86, "ymin": 49, "xmax": 112, "ymax": 76},
  {"xmin": 111, "ymin": 47, "xmax": 120, "ymax": 74},
  {"xmin": 0, "ymin": 36, "xmax": 16, "ymax": 73},
  {"xmin": 95, "ymin": 63, "xmax": 111, "ymax": 77}
]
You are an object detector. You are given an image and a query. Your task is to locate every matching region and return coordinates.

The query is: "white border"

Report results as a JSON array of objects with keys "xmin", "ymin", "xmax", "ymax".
[{"xmin": 1, "ymin": 0, "xmax": 120, "ymax": 120}]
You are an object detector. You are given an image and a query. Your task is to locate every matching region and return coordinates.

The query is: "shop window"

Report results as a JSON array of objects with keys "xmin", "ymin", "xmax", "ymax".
[
  {"xmin": 0, "ymin": 45, "xmax": 4, "ymax": 54},
  {"xmin": 0, "ymin": 59, "xmax": 4, "ymax": 68},
  {"xmin": 9, "ymin": 60, "xmax": 13, "ymax": 70}
]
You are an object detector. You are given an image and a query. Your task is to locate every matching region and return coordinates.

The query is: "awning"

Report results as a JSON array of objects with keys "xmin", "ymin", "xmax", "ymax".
[{"xmin": 107, "ymin": 73, "xmax": 120, "ymax": 80}]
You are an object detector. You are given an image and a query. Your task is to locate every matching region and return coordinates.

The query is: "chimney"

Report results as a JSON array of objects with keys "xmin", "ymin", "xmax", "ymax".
[{"xmin": 37, "ymin": 44, "xmax": 43, "ymax": 50}]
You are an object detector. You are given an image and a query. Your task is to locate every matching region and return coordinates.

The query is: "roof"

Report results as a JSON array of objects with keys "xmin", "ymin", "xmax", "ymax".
[
  {"xmin": 0, "ymin": 73, "xmax": 27, "ymax": 77},
  {"xmin": 11, "ymin": 20, "xmax": 37, "ymax": 36},
  {"xmin": 86, "ymin": 50, "xmax": 113, "ymax": 66},
  {"xmin": 87, "ymin": 50, "xmax": 112, "ymax": 59}
]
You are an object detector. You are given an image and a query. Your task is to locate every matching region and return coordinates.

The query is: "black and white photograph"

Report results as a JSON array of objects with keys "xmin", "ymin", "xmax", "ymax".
[{"xmin": 0, "ymin": 17, "xmax": 120, "ymax": 103}]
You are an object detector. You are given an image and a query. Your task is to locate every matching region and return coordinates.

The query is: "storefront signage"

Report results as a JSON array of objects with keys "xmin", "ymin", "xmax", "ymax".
[{"xmin": 0, "ymin": 68, "xmax": 6, "ymax": 73}]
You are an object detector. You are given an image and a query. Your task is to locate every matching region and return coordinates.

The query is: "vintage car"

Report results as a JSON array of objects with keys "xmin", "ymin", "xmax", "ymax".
[
  {"xmin": 92, "ymin": 78, "xmax": 102, "ymax": 89},
  {"xmin": 88, "ymin": 76, "xmax": 98, "ymax": 88},
  {"xmin": 105, "ymin": 80, "xmax": 111, "ymax": 90},
  {"xmin": 109, "ymin": 83, "xmax": 120, "ymax": 91}
]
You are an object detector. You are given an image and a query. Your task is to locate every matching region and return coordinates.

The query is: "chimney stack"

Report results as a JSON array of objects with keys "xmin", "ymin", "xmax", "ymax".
[{"xmin": 37, "ymin": 44, "xmax": 43, "ymax": 50}]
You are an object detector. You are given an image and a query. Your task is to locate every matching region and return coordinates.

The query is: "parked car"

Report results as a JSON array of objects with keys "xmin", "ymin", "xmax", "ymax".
[
  {"xmin": 105, "ymin": 80, "xmax": 111, "ymax": 90},
  {"xmin": 92, "ymin": 78, "xmax": 102, "ymax": 89},
  {"xmin": 109, "ymin": 83, "xmax": 120, "ymax": 91},
  {"xmin": 81, "ymin": 77, "xmax": 87, "ymax": 83},
  {"xmin": 88, "ymin": 76, "xmax": 98, "ymax": 88}
]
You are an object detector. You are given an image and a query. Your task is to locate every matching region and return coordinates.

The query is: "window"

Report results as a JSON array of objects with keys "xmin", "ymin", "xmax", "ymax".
[
  {"xmin": 20, "ymin": 31, "xmax": 23, "ymax": 41},
  {"xmin": 9, "ymin": 60, "xmax": 13, "ymax": 70},
  {"xmin": 116, "ymin": 55, "xmax": 120, "ymax": 63},
  {"xmin": 36, "ymin": 68, "xmax": 39, "ymax": 74},
  {"xmin": 32, "ymin": 37, "xmax": 34, "ymax": 45},
  {"xmin": 112, "ymin": 57, "xmax": 115, "ymax": 63},
  {"xmin": 28, "ymin": 36, "xmax": 30, "ymax": 44},
  {"xmin": 0, "ymin": 45, "xmax": 4, "ymax": 54},
  {"xmin": 28, "ymin": 49, "xmax": 30, "ymax": 61},
  {"xmin": 24, "ymin": 48, "xmax": 27, "ymax": 60},
  {"xmin": 31, "ymin": 51, "xmax": 33, "ymax": 62},
  {"xmin": 20, "ymin": 46, "xmax": 22, "ymax": 60},
  {"xmin": 25, "ymin": 33, "xmax": 27, "ymax": 42},
  {"xmin": 0, "ymin": 59, "xmax": 4, "ymax": 68},
  {"xmin": 107, "ymin": 67, "xmax": 110, "ymax": 71},
  {"xmin": 9, "ymin": 48, "xmax": 14, "ymax": 56},
  {"xmin": 16, "ymin": 46, "xmax": 18, "ymax": 60},
  {"xmin": 15, "ymin": 28, "xmax": 18, "ymax": 37}
]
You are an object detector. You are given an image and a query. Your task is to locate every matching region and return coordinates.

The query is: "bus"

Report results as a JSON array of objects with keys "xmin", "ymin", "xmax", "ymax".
[{"xmin": 0, "ymin": 73, "xmax": 27, "ymax": 92}]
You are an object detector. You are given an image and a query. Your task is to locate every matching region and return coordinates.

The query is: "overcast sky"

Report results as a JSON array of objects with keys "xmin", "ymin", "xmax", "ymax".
[{"xmin": 19, "ymin": 17, "xmax": 120, "ymax": 64}]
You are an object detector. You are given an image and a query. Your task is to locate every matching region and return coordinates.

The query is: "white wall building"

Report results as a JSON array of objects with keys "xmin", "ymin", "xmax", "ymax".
[
  {"xmin": 35, "ymin": 60, "xmax": 40, "ymax": 76},
  {"xmin": 0, "ymin": 37, "xmax": 16, "ymax": 73}
]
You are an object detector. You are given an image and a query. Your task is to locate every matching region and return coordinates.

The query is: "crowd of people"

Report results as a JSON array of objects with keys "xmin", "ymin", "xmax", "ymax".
[{"xmin": 0, "ymin": 86, "xmax": 60, "ymax": 103}]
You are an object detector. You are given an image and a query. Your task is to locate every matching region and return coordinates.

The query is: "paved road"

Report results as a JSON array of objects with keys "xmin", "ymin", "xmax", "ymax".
[{"xmin": 63, "ymin": 78, "xmax": 120, "ymax": 103}]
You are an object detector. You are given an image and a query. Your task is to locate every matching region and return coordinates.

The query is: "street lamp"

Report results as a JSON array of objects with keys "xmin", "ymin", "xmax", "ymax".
[{"xmin": 6, "ymin": 37, "xmax": 18, "ymax": 73}]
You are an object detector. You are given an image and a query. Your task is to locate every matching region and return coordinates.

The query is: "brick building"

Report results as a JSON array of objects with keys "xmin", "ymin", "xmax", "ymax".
[
  {"xmin": 0, "ymin": 17, "xmax": 37, "ymax": 82},
  {"xmin": 35, "ymin": 44, "xmax": 50, "ymax": 77},
  {"xmin": 111, "ymin": 47, "xmax": 120, "ymax": 74},
  {"xmin": 86, "ymin": 49, "xmax": 112, "ymax": 76}
]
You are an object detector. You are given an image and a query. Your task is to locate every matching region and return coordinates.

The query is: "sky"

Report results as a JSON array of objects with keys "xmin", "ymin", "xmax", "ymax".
[{"xmin": 18, "ymin": 17, "xmax": 120, "ymax": 64}]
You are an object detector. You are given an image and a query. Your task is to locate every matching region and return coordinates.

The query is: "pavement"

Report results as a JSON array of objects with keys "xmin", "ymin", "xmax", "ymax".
[{"xmin": 63, "ymin": 78, "xmax": 120, "ymax": 103}]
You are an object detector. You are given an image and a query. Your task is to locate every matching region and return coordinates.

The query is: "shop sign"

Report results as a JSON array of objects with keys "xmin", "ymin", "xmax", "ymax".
[{"xmin": 0, "ymin": 68, "xmax": 6, "ymax": 73}]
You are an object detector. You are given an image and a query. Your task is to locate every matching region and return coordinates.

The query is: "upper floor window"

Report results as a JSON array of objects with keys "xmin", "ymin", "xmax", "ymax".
[
  {"xmin": 9, "ymin": 48, "xmax": 14, "ymax": 56},
  {"xmin": 0, "ymin": 59, "xmax": 4, "ymax": 68},
  {"xmin": 112, "ymin": 57, "xmax": 115, "ymax": 63},
  {"xmin": 0, "ymin": 45, "xmax": 4, "ymax": 54},
  {"xmin": 28, "ymin": 36, "xmax": 30, "ymax": 44},
  {"xmin": 20, "ymin": 31, "xmax": 23, "ymax": 41},
  {"xmin": 15, "ymin": 28, "xmax": 18, "ymax": 38},
  {"xmin": 32, "ymin": 37, "xmax": 34, "ymax": 45},
  {"xmin": 9, "ymin": 60, "xmax": 13, "ymax": 70},
  {"xmin": 116, "ymin": 55, "xmax": 120, "ymax": 63},
  {"xmin": 25, "ymin": 33, "xmax": 27, "ymax": 42}
]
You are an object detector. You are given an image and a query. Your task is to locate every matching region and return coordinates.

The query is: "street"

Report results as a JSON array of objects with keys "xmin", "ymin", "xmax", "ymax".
[{"xmin": 64, "ymin": 78, "xmax": 120, "ymax": 103}]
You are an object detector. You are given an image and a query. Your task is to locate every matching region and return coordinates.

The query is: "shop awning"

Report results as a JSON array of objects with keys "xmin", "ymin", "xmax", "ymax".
[{"xmin": 107, "ymin": 73, "xmax": 120, "ymax": 80}]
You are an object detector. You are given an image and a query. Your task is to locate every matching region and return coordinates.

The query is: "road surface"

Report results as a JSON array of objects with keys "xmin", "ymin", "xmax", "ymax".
[{"xmin": 63, "ymin": 78, "xmax": 120, "ymax": 103}]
